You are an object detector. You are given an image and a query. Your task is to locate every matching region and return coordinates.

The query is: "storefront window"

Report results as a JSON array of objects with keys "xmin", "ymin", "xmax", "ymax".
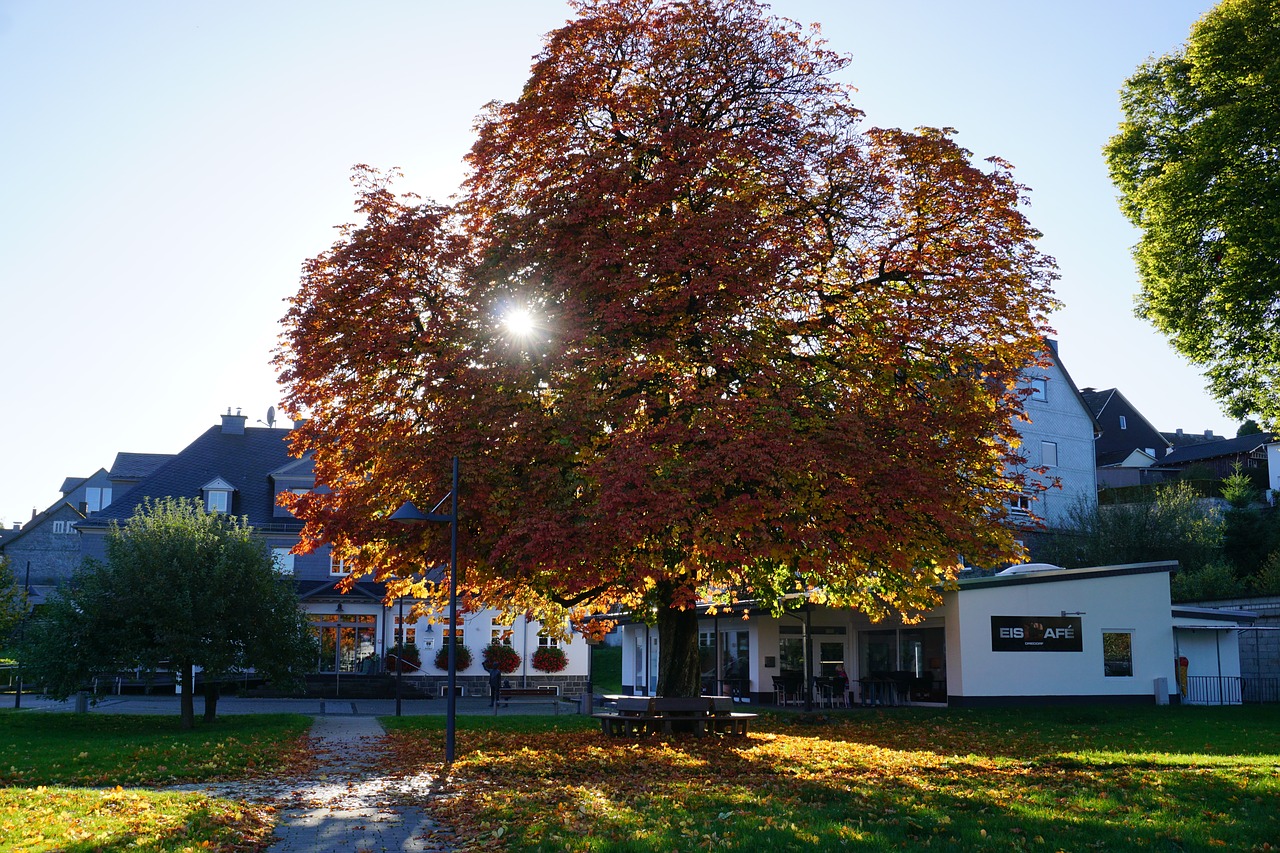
[{"xmin": 1103, "ymin": 631, "xmax": 1133, "ymax": 677}]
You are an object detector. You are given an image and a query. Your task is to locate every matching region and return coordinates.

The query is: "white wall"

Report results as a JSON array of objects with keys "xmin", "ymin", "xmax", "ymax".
[{"xmin": 947, "ymin": 567, "xmax": 1174, "ymax": 702}]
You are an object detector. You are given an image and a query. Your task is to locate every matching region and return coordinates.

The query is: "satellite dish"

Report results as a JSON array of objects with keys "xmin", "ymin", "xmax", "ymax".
[{"xmin": 267, "ymin": 406, "xmax": 276, "ymax": 428}]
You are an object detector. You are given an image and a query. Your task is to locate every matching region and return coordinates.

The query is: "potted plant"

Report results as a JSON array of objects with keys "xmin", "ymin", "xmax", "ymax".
[
  {"xmin": 482, "ymin": 642, "xmax": 521, "ymax": 674},
  {"xmin": 531, "ymin": 645, "xmax": 568, "ymax": 673},
  {"xmin": 433, "ymin": 643, "xmax": 472, "ymax": 672},
  {"xmin": 385, "ymin": 643, "xmax": 420, "ymax": 673}
]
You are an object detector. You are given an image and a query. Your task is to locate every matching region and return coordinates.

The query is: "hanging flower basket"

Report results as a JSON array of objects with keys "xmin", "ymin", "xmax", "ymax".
[
  {"xmin": 433, "ymin": 643, "xmax": 472, "ymax": 672},
  {"xmin": 482, "ymin": 642, "xmax": 521, "ymax": 674},
  {"xmin": 531, "ymin": 645, "xmax": 568, "ymax": 673},
  {"xmin": 385, "ymin": 643, "xmax": 421, "ymax": 673}
]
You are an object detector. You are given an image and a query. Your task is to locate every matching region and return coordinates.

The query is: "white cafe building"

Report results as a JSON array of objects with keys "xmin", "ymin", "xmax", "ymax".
[{"xmin": 617, "ymin": 561, "xmax": 1257, "ymax": 707}]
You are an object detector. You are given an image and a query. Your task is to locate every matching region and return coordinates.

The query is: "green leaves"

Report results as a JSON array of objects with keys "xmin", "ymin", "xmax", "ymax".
[{"xmin": 1106, "ymin": 0, "xmax": 1280, "ymax": 423}]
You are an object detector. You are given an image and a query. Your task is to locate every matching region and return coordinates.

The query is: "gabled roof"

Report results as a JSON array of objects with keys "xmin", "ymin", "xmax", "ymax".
[
  {"xmin": 108, "ymin": 452, "xmax": 177, "ymax": 482},
  {"xmin": 0, "ymin": 501, "xmax": 85, "ymax": 551},
  {"xmin": 78, "ymin": 424, "xmax": 301, "ymax": 531},
  {"xmin": 1160, "ymin": 434, "xmax": 1275, "ymax": 466},
  {"xmin": 1078, "ymin": 387, "xmax": 1171, "ymax": 453},
  {"xmin": 1040, "ymin": 341, "xmax": 1101, "ymax": 437},
  {"xmin": 1097, "ymin": 448, "xmax": 1158, "ymax": 469}
]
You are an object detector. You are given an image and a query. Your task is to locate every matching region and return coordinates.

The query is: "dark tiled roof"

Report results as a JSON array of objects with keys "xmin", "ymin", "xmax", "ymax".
[
  {"xmin": 1078, "ymin": 387, "xmax": 1114, "ymax": 418},
  {"xmin": 1160, "ymin": 434, "xmax": 1274, "ymax": 466},
  {"xmin": 108, "ymin": 452, "xmax": 177, "ymax": 481},
  {"xmin": 80, "ymin": 426, "xmax": 302, "ymax": 530},
  {"xmin": 59, "ymin": 476, "xmax": 88, "ymax": 495}
]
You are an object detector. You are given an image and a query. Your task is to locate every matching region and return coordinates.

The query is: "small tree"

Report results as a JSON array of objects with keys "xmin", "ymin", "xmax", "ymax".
[
  {"xmin": 20, "ymin": 498, "xmax": 316, "ymax": 729},
  {"xmin": 0, "ymin": 556, "xmax": 25, "ymax": 656}
]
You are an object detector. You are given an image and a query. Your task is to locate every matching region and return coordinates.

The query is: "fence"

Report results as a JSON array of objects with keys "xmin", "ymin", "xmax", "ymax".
[{"xmin": 1183, "ymin": 675, "xmax": 1280, "ymax": 705}]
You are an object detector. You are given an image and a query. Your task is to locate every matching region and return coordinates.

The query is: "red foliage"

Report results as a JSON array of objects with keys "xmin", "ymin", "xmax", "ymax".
[{"xmin": 277, "ymin": 0, "xmax": 1057, "ymax": 695}]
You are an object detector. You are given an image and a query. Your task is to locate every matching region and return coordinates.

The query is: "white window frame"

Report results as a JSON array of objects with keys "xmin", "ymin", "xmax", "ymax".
[
  {"xmin": 1007, "ymin": 494, "xmax": 1032, "ymax": 516},
  {"xmin": 206, "ymin": 490, "xmax": 230, "ymax": 513},
  {"xmin": 1118, "ymin": 415, "xmax": 1128, "ymax": 430},
  {"xmin": 85, "ymin": 487, "xmax": 111, "ymax": 512},
  {"xmin": 1029, "ymin": 377, "xmax": 1047, "ymax": 402},
  {"xmin": 329, "ymin": 554, "xmax": 351, "ymax": 576}
]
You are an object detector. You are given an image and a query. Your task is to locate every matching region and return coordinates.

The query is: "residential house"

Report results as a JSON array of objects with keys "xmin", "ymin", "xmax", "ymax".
[
  {"xmin": 72, "ymin": 410, "xmax": 588, "ymax": 696},
  {"xmin": 0, "ymin": 467, "xmax": 118, "ymax": 609},
  {"xmin": 1079, "ymin": 387, "xmax": 1172, "ymax": 488},
  {"xmin": 1012, "ymin": 341, "xmax": 1100, "ymax": 529},
  {"xmin": 1155, "ymin": 433, "xmax": 1275, "ymax": 481}
]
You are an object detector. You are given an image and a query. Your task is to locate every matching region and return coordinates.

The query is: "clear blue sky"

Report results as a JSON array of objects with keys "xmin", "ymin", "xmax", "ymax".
[{"xmin": 0, "ymin": 0, "xmax": 1228, "ymax": 526}]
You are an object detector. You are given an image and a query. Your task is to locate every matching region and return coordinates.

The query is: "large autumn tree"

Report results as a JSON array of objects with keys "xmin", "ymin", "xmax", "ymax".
[
  {"xmin": 1105, "ymin": 0, "xmax": 1280, "ymax": 424},
  {"xmin": 278, "ymin": 0, "xmax": 1058, "ymax": 697}
]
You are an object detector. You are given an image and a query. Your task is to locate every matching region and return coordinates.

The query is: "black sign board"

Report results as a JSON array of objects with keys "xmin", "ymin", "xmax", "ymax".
[{"xmin": 990, "ymin": 616, "xmax": 1083, "ymax": 652}]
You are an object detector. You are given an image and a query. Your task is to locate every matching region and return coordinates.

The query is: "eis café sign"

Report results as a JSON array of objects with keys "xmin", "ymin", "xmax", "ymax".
[{"xmin": 990, "ymin": 616, "xmax": 1083, "ymax": 652}]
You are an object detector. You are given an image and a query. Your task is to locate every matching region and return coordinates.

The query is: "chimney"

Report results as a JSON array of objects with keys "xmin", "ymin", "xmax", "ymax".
[
  {"xmin": 11, "ymin": 522, "xmax": 20, "ymax": 531},
  {"xmin": 1176, "ymin": 428, "xmax": 1184, "ymax": 435},
  {"xmin": 1205, "ymin": 429, "xmax": 1214, "ymax": 438},
  {"xmin": 221, "ymin": 407, "xmax": 247, "ymax": 435}
]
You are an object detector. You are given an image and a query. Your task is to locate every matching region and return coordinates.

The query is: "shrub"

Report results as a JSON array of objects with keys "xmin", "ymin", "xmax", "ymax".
[
  {"xmin": 433, "ymin": 643, "xmax": 472, "ymax": 672},
  {"xmin": 482, "ymin": 642, "xmax": 521, "ymax": 673},
  {"xmin": 531, "ymin": 645, "xmax": 568, "ymax": 673}
]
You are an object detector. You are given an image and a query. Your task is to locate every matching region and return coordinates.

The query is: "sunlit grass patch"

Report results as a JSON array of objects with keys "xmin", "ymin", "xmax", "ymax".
[
  {"xmin": 384, "ymin": 704, "xmax": 1280, "ymax": 851},
  {"xmin": 0, "ymin": 711, "xmax": 312, "ymax": 786},
  {"xmin": 0, "ymin": 785, "xmax": 274, "ymax": 852}
]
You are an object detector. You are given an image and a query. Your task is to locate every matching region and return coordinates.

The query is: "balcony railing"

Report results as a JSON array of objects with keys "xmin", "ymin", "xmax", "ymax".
[{"xmin": 1183, "ymin": 675, "xmax": 1280, "ymax": 705}]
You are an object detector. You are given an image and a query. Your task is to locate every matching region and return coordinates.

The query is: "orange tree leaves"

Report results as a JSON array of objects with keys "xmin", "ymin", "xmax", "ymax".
[{"xmin": 276, "ymin": 0, "xmax": 1058, "ymax": 693}]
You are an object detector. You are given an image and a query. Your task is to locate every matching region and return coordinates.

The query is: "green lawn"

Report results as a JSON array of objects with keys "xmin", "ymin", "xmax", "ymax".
[
  {"xmin": 0, "ymin": 711, "xmax": 311, "ymax": 852},
  {"xmin": 382, "ymin": 704, "xmax": 1280, "ymax": 852}
]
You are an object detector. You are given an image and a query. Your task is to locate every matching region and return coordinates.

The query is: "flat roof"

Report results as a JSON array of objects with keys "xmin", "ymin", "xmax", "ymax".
[{"xmin": 956, "ymin": 561, "xmax": 1178, "ymax": 591}]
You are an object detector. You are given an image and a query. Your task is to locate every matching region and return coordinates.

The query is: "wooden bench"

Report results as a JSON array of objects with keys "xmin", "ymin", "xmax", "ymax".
[
  {"xmin": 594, "ymin": 696, "xmax": 757, "ymax": 736},
  {"xmin": 494, "ymin": 686, "xmax": 563, "ymax": 714}
]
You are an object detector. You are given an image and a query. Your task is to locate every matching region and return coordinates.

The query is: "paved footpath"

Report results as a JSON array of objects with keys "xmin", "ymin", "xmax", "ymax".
[
  {"xmin": 13, "ymin": 695, "xmax": 474, "ymax": 851},
  {"xmin": 259, "ymin": 714, "xmax": 453, "ymax": 853}
]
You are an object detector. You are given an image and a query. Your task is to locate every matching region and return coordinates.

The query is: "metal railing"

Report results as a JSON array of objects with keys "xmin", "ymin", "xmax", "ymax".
[{"xmin": 1183, "ymin": 675, "xmax": 1280, "ymax": 705}]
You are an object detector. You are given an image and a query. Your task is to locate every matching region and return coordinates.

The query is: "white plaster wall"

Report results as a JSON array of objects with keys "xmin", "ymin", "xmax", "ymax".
[{"xmin": 947, "ymin": 569, "xmax": 1174, "ymax": 700}]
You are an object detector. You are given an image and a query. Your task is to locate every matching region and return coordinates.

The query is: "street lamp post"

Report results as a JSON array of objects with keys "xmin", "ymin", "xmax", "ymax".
[{"xmin": 391, "ymin": 456, "xmax": 460, "ymax": 764}]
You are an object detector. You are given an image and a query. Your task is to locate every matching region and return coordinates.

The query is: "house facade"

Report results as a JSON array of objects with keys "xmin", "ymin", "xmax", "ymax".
[
  {"xmin": 1014, "ymin": 341, "xmax": 1099, "ymax": 528},
  {"xmin": 69, "ymin": 410, "xmax": 588, "ymax": 695}
]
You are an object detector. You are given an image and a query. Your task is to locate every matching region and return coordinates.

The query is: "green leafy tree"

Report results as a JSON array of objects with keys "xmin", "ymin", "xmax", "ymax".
[
  {"xmin": 1105, "ymin": 0, "xmax": 1280, "ymax": 424},
  {"xmin": 21, "ymin": 498, "xmax": 315, "ymax": 729},
  {"xmin": 1036, "ymin": 483, "xmax": 1224, "ymax": 574},
  {"xmin": 0, "ymin": 555, "xmax": 26, "ymax": 656}
]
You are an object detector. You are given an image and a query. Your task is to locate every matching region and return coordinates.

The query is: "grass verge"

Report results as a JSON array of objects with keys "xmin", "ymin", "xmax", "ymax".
[
  {"xmin": 382, "ymin": 704, "xmax": 1280, "ymax": 852},
  {"xmin": 0, "ymin": 711, "xmax": 311, "ymax": 852}
]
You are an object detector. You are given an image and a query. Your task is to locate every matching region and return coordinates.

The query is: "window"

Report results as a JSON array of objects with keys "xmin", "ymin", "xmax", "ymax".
[
  {"xmin": 272, "ymin": 548, "xmax": 295, "ymax": 575},
  {"xmin": 1029, "ymin": 377, "xmax": 1047, "ymax": 402},
  {"xmin": 538, "ymin": 632, "xmax": 560, "ymax": 648},
  {"xmin": 1103, "ymin": 631, "xmax": 1133, "ymax": 677},
  {"xmin": 1118, "ymin": 415, "xmax": 1128, "ymax": 430},
  {"xmin": 85, "ymin": 487, "xmax": 111, "ymax": 512},
  {"xmin": 52, "ymin": 520, "xmax": 77, "ymax": 534},
  {"xmin": 490, "ymin": 628, "xmax": 514, "ymax": 646},
  {"xmin": 395, "ymin": 616, "xmax": 417, "ymax": 645},
  {"xmin": 1007, "ymin": 494, "xmax": 1032, "ymax": 516},
  {"xmin": 1041, "ymin": 441, "xmax": 1058, "ymax": 467},
  {"xmin": 206, "ymin": 491, "xmax": 229, "ymax": 512},
  {"xmin": 329, "ymin": 554, "xmax": 350, "ymax": 576}
]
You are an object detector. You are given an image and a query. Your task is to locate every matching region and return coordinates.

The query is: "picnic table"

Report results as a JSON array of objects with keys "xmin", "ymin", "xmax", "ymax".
[{"xmin": 594, "ymin": 696, "xmax": 757, "ymax": 736}]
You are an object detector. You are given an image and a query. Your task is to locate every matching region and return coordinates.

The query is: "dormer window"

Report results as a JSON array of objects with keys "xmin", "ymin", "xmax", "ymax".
[{"xmin": 201, "ymin": 477, "xmax": 236, "ymax": 514}]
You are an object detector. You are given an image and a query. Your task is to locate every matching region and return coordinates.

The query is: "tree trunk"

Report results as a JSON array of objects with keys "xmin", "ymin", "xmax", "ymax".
[
  {"xmin": 655, "ymin": 596, "xmax": 702, "ymax": 698},
  {"xmin": 179, "ymin": 665, "xmax": 195, "ymax": 730},
  {"xmin": 203, "ymin": 681, "xmax": 219, "ymax": 723}
]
